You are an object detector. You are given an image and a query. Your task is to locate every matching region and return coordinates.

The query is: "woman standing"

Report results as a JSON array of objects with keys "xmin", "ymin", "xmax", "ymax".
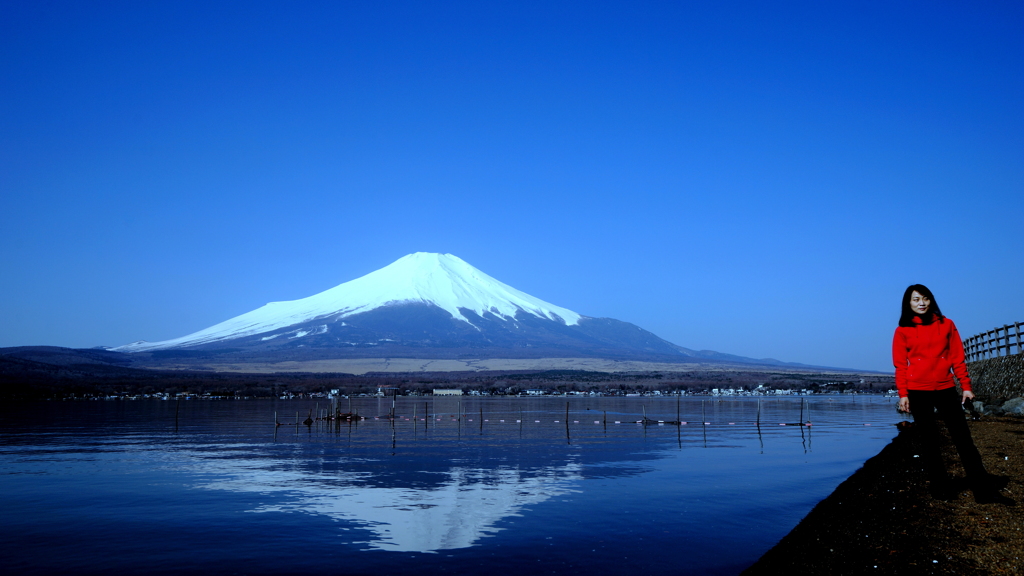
[{"xmin": 893, "ymin": 284, "xmax": 1011, "ymax": 504}]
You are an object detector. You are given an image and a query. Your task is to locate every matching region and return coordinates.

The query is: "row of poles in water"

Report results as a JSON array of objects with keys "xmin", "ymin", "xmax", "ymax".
[
  {"xmin": 269, "ymin": 397, "xmax": 815, "ymax": 451},
  {"xmin": 273, "ymin": 397, "xmax": 813, "ymax": 429}
]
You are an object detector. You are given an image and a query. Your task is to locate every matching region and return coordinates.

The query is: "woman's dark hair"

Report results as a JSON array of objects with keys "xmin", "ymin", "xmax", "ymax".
[{"xmin": 899, "ymin": 284, "xmax": 944, "ymax": 327}]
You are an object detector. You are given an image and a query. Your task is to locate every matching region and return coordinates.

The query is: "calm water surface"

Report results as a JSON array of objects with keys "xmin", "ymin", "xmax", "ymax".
[{"xmin": 0, "ymin": 396, "xmax": 903, "ymax": 575}]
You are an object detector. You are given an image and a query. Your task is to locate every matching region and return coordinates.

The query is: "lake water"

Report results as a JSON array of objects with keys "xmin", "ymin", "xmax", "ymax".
[{"xmin": 0, "ymin": 396, "xmax": 902, "ymax": 575}]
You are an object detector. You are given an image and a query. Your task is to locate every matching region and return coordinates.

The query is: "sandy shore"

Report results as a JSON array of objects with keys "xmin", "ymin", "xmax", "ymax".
[{"xmin": 743, "ymin": 416, "xmax": 1023, "ymax": 575}]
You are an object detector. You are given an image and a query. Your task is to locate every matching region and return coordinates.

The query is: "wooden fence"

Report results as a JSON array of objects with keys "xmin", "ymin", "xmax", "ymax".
[{"xmin": 964, "ymin": 322, "xmax": 1023, "ymax": 362}]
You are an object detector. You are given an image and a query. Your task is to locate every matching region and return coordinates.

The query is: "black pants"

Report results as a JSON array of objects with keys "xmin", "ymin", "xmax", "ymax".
[{"xmin": 908, "ymin": 387, "xmax": 986, "ymax": 482}]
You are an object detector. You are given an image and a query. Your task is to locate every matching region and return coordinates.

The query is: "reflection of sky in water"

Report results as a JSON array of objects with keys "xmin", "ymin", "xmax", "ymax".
[{"xmin": 194, "ymin": 458, "xmax": 581, "ymax": 552}]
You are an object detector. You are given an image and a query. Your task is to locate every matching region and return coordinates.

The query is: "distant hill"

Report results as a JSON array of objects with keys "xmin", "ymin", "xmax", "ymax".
[
  {"xmin": 0, "ymin": 346, "xmax": 365, "ymax": 399},
  {"xmin": 0, "ymin": 345, "xmax": 890, "ymax": 401}
]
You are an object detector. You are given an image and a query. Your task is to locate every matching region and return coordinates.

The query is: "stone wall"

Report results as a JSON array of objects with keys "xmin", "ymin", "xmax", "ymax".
[{"xmin": 967, "ymin": 353, "xmax": 1024, "ymax": 402}]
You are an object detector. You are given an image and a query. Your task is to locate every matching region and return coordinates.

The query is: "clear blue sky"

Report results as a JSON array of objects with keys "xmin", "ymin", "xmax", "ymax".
[{"xmin": 2, "ymin": 1, "xmax": 1022, "ymax": 372}]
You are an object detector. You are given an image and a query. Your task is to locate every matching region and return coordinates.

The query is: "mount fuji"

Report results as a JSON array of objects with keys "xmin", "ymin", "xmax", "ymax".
[{"xmin": 114, "ymin": 253, "xmax": 795, "ymax": 369}]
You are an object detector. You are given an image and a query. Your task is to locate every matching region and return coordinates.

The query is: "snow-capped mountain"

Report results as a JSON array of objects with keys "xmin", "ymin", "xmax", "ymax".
[
  {"xmin": 116, "ymin": 253, "xmax": 581, "ymax": 352},
  {"xmin": 114, "ymin": 252, "xmax": 802, "ymax": 368}
]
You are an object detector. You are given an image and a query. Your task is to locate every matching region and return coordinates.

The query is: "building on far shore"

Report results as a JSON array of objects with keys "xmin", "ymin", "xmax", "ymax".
[{"xmin": 433, "ymin": 389, "xmax": 463, "ymax": 396}]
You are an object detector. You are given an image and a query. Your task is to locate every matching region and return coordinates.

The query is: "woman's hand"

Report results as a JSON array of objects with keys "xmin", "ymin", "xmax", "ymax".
[
  {"xmin": 962, "ymin": 390, "xmax": 975, "ymax": 403},
  {"xmin": 898, "ymin": 396, "xmax": 910, "ymax": 413}
]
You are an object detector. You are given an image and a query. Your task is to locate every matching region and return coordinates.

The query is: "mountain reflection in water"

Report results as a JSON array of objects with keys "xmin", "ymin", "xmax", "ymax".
[{"xmin": 197, "ymin": 459, "xmax": 581, "ymax": 552}]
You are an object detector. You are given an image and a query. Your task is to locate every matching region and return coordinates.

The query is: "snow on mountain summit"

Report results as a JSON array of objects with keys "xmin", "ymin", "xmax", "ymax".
[
  {"xmin": 335, "ymin": 252, "xmax": 581, "ymax": 326},
  {"xmin": 115, "ymin": 253, "xmax": 582, "ymax": 352}
]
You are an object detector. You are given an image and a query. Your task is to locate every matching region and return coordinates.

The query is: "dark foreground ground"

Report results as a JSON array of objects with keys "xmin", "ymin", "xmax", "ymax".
[{"xmin": 744, "ymin": 416, "xmax": 1024, "ymax": 575}]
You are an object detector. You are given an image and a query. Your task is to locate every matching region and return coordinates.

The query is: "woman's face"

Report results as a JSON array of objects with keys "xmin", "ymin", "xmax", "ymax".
[{"xmin": 909, "ymin": 291, "xmax": 931, "ymax": 315}]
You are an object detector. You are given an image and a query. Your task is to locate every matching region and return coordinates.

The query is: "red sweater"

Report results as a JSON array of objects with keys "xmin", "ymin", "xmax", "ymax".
[{"xmin": 892, "ymin": 314, "xmax": 971, "ymax": 398}]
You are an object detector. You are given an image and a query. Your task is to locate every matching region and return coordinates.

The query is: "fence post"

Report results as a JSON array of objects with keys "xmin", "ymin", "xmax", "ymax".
[{"xmin": 1011, "ymin": 317, "xmax": 1019, "ymax": 354}]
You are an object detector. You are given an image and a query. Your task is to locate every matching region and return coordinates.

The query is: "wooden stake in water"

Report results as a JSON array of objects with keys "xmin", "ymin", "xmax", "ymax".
[
  {"xmin": 756, "ymin": 399, "xmax": 761, "ymax": 427},
  {"xmin": 565, "ymin": 401, "xmax": 571, "ymax": 444},
  {"xmin": 702, "ymin": 400, "xmax": 708, "ymax": 447}
]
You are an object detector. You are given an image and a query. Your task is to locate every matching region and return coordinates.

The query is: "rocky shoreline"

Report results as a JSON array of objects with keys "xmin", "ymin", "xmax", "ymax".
[{"xmin": 743, "ymin": 415, "xmax": 1023, "ymax": 575}]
